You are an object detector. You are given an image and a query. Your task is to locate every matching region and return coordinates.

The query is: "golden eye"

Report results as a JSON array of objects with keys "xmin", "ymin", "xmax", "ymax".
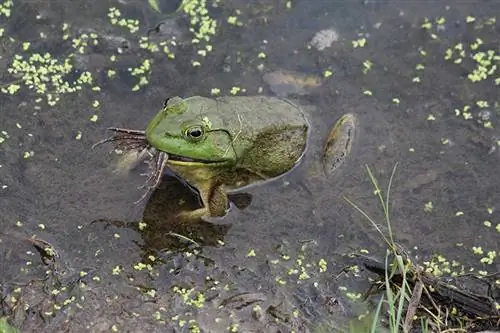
[{"xmin": 185, "ymin": 126, "xmax": 204, "ymax": 140}]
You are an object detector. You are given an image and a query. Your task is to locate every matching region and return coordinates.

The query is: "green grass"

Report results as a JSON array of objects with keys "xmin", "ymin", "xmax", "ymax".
[{"xmin": 344, "ymin": 164, "xmax": 432, "ymax": 333}]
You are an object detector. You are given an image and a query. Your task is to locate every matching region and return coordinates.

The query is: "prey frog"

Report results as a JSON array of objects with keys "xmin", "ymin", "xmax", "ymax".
[{"xmin": 96, "ymin": 96, "xmax": 356, "ymax": 222}]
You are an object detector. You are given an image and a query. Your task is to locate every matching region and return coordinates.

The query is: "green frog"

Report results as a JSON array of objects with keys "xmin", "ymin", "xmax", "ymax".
[{"xmin": 143, "ymin": 95, "xmax": 356, "ymax": 221}]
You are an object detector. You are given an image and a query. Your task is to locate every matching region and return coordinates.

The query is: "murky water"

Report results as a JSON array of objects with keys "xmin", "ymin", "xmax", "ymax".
[{"xmin": 0, "ymin": 0, "xmax": 498, "ymax": 332}]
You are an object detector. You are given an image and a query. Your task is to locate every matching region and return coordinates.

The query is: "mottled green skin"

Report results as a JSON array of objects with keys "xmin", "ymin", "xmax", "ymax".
[
  {"xmin": 145, "ymin": 96, "xmax": 310, "ymax": 220},
  {"xmin": 146, "ymin": 96, "xmax": 309, "ymax": 217}
]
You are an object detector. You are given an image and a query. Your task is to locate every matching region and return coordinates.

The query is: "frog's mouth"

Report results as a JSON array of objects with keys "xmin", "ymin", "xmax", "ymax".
[{"xmin": 166, "ymin": 152, "xmax": 228, "ymax": 165}]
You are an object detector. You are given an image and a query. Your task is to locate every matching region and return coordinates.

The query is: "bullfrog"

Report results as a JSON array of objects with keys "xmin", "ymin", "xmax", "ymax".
[{"xmin": 141, "ymin": 95, "xmax": 356, "ymax": 221}]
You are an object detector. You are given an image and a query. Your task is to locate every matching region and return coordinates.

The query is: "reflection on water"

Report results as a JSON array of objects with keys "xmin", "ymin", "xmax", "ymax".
[{"xmin": 92, "ymin": 175, "xmax": 233, "ymax": 256}]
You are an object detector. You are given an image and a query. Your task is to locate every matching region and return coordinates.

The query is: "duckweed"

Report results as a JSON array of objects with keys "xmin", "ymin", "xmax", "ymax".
[
  {"xmin": 129, "ymin": 58, "xmax": 152, "ymax": 91},
  {"xmin": 479, "ymin": 250, "xmax": 496, "ymax": 265},
  {"xmin": 23, "ymin": 151, "xmax": 34, "ymax": 159},
  {"xmin": 472, "ymin": 246, "xmax": 483, "ymax": 255},
  {"xmin": 421, "ymin": 18, "xmax": 432, "ymax": 30},
  {"xmin": 352, "ymin": 37, "xmax": 366, "ymax": 48},
  {"xmin": 423, "ymin": 255, "xmax": 461, "ymax": 277},
  {"xmin": 179, "ymin": 0, "xmax": 217, "ymax": 40},
  {"xmin": 318, "ymin": 258, "xmax": 327, "ymax": 273},
  {"xmin": 362, "ymin": 60, "xmax": 373, "ymax": 74},
  {"xmin": 172, "ymin": 286, "xmax": 206, "ymax": 308},
  {"xmin": 227, "ymin": 13, "xmax": 243, "ymax": 27},
  {"xmin": 466, "ymin": 16, "xmax": 476, "ymax": 23},
  {"xmin": 71, "ymin": 33, "xmax": 99, "ymax": 54},
  {"xmin": 0, "ymin": 0, "xmax": 13, "ymax": 17},
  {"xmin": 228, "ymin": 323, "xmax": 239, "ymax": 332},
  {"xmin": 229, "ymin": 86, "xmax": 241, "ymax": 95},
  {"xmin": 107, "ymin": 7, "xmax": 140, "ymax": 34},
  {"xmin": 441, "ymin": 20, "xmax": 499, "ymax": 85},
  {"xmin": 3, "ymin": 53, "xmax": 94, "ymax": 105},
  {"xmin": 112, "ymin": 265, "xmax": 122, "ymax": 275}
]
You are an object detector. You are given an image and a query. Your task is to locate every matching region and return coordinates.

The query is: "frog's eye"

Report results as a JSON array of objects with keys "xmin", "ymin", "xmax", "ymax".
[{"xmin": 185, "ymin": 126, "xmax": 204, "ymax": 140}]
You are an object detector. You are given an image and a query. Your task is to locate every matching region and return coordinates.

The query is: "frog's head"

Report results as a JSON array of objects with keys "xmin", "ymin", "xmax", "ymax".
[{"xmin": 145, "ymin": 96, "xmax": 236, "ymax": 167}]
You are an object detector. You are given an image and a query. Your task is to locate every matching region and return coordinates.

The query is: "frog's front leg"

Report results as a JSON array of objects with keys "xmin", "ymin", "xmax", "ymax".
[{"xmin": 177, "ymin": 182, "xmax": 229, "ymax": 222}]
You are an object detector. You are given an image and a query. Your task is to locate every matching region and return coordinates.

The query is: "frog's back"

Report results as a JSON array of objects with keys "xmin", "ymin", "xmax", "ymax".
[
  {"xmin": 215, "ymin": 96, "xmax": 308, "ymax": 130},
  {"xmin": 216, "ymin": 96, "xmax": 310, "ymax": 180}
]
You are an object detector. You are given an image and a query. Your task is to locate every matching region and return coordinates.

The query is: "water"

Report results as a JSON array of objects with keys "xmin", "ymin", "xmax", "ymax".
[{"xmin": 0, "ymin": 0, "xmax": 498, "ymax": 332}]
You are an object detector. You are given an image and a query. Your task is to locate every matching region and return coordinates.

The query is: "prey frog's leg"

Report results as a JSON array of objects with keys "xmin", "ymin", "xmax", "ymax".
[{"xmin": 177, "ymin": 181, "xmax": 229, "ymax": 222}]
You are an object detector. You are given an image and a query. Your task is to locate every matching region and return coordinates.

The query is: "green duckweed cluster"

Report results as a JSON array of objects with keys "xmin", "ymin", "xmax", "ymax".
[
  {"xmin": 1, "ymin": 0, "xmax": 249, "ymax": 109},
  {"xmin": 180, "ymin": 0, "xmax": 219, "ymax": 68},
  {"xmin": 250, "ymin": 241, "xmax": 331, "ymax": 291},
  {"xmin": 129, "ymin": 59, "xmax": 152, "ymax": 91},
  {"xmin": 3, "ymin": 53, "xmax": 93, "ymax": 106},
  {"xmin": 108, "ymin": 7, "xmax": 140, "ymax": 34},
  {"xmin": 420, "ymin": 15, "xmax": 499, "ymax": 129},
  {"xmin": 417, "ymin": 14, "xmax": 500, "ymax": 276},
  {"xmin": 443, "ymin": 37, "xmax": 499, "ymax": 84},
  {"xmin": 1, "ymin": 25, "xmax": 99, "ymax": 108},
  {"xmin": 71, "ymin": 31, "xmax": 99, "ymax": 54},
  {"xmin": 139, "ymin": 36, "xmax": 177, "ymax": 59},
  {"xmin": 0, "ymin": 0, "xmax": 12, "ymax": 18},
  {"xmin": 179, "ymin": 0, "xmax": 218, "ymax": 42}
]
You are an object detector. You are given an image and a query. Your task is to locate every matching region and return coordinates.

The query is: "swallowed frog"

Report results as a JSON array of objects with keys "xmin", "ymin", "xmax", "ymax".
[
  {"xmin": 95, "ymin": 95, "xmax": 356, "ymax": 221},
  {"xmin": 144, "ymin": 95, "xmax": 356, "ymax": 221}
]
